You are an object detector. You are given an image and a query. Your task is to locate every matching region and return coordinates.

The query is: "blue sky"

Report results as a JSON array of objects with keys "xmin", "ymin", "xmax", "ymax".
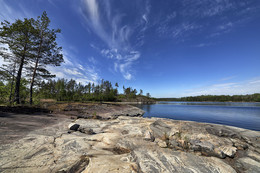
[{"xmin": 1, "ymin": 0, "xmax": 260, "ymax": 98}]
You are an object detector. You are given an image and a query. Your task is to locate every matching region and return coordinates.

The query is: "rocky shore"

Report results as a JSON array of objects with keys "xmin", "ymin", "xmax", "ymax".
[{"xmin": 0, "ymin": 104, "xmax": 260, "ymax": 173}]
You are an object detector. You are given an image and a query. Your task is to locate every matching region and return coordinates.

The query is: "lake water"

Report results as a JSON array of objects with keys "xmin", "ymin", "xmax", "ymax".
[{"xmin": 135, "ymin": 102, "xmax": 260, "ymax": 131}]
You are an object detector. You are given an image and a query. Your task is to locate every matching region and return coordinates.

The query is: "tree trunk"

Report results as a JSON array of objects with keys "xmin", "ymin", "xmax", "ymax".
[
  {"xmin": 14, "ymin": 37, "xmax": 28, "ymax": 105},
  {"xmin": 9, "ymin": 74, "xmax": 15, "ymax": 103},
  {"xmin": 9, "ymin": 63, "xmax": 16, "ymax": 104},
  {"xmin": 29, "ymin": 32, "xmax": 43, "ymax": 105},
  {"xmin": 29, "ymin": 57, "xmax": 39, "ymax": 105},
  {"xmin": 14, "ymin": 55, "xmax": 25, "ymax": 104}
]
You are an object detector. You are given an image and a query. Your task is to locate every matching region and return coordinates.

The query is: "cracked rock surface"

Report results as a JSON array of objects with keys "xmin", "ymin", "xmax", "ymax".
[{"xmin": 1, "ymin": 115, "xmax": 260, "ymax": 172}]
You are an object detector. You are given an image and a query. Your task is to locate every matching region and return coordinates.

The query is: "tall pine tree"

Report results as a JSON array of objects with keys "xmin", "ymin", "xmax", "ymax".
[
  {"xmin": 28, "ymin": 11, "xmax": 63, "ymax": 105},
  {"xmin": 0, "ymin": 19, "xmax": 35, "ymax": 104}
]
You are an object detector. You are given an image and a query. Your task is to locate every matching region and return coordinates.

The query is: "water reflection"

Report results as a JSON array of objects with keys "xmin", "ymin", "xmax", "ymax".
[
  {"xmin": 135, "ymin": 102, "xmax": 260, "ymax": 131},
  {"xmin": 158, "ymin": 101, "xmax": 260, "ymax": 107}
]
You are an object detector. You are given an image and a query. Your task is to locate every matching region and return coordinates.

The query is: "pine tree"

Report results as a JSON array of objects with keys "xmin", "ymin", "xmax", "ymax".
[
  {"xmin": 28, "ymin": 11, "xmax": 63, "ymax": 105},
  {"xmin": 0, "ymin": 18, "xmax": 35, "ymax": 104}
]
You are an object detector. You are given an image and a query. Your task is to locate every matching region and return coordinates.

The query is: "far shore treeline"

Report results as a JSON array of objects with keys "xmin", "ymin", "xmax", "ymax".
[
  {"xmin": 0, "ymin": 12, "xmax": 151, "ymax": 105},
  {"xmin": 156, "ymin": 93, "xmax": 260, "ymax": 102}
]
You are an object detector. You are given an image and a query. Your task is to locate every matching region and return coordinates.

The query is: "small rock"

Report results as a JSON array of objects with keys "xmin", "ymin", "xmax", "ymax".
[
  {"xmin": 219, "ymin": 146, "xmax": 237, "ymax": 158},
  {"xmin": 190, "ymin": 140, "xmax": 215, "ymax": 156},
  {"xmin": 78, "ymin": 127, "xmax": 95, "ymax": 135},
  {"xmin": 155, "ymin": 138, "xmax": 167, "ymax": 148},
  {"xmin": 233, "ymin": 141, "xmax": 248, "ymax": 150},
  {"xmin": 214, "ymin": 148, "xmax": 226, "ymax": 159},
  {"xmin": 169, "ymin": 129, "xmax": 179, "ymax": 139},
  {"xmin": 169, "ymin": 140, "xmax": 179, "ymax": 148},
  {"xmin": 68, "ymin": 123, "xmax": 80, "ymax": 131},
  {"xmin": 144, "ymin": 131, "xmax": 155, "ymax": 142}
]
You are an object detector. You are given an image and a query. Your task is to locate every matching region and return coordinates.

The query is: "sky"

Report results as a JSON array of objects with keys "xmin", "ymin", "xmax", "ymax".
[{"xmin": 0, "ymin": 0, "xmax": 260, "ymax": 98}]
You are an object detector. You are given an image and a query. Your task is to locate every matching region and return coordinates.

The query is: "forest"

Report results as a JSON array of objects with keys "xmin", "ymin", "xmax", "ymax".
[
  {"xmin": 0, "ymin": 77, "xmax": 151, "ymax": 104},
  {"xmin": 0, "ymin": 12, "xmax": 151, "ymax": 105},
  {"xmin": 156, "ymin": 93, "xmax": 260, "ymax": 102}
]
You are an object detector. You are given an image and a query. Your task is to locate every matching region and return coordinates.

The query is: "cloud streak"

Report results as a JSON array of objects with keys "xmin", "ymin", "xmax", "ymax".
[
  {"xmin": 79, "ymin": 0, "xmax": 150, "ymax": 80},
  {"xmin": 182, "ymin": 77, "xmax": 260, "ymax": 97},
  {"xmin": 0, "ymin": 0, "xmax": 34, "ymax": 22},
  {"xmin": 47, "ymin": 49, "xmax": 99, "ymax": 84},
  {"xmin": 153, "ymin": 0, "xmax": 260, "ymax": 39}
]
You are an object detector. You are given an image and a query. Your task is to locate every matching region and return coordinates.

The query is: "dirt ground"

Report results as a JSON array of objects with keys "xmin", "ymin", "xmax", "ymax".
[
  {"xmin": 0, "ymin": 103, "xmax": 143, "ymax": 145},
  {"xmin": 0, "ymin": 110, "xmax": 68, "ymax": 145}
]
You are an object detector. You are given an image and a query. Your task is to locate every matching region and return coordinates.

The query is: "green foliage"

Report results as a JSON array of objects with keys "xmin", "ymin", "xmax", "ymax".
[
  {"xmin": 0, "ymin": 17, "xmax": 36, "ymax": 104},
  {"xmin": 0, "ymin": 81, "xmax": 8, "ymax": 103},
  {"xmin": 35, "ymin": 79, "xmax": 121, "ymax": 102},
  {"xmin": 0, "ymin": 78, "xmax": 29, "ymax": 104},
  {"xmin": 156, "ymin": 93, "xmax": 260, "ymax": 102},
  {"xmin": 0, "ymin": 11, "xmax": 63, "ymax": 104},
  {"xmin": 123, "ymin": 86, "xmax": 138, "ymax": 99},
  {"xmin": 31, "ymin": 78, "xmax": 152, "ymax": 103}
]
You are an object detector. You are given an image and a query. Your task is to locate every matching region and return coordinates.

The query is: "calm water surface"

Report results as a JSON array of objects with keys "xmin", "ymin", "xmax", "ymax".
[{"xmin": 136, "ymin": 102, "xmax": 260, "ymax": 131}]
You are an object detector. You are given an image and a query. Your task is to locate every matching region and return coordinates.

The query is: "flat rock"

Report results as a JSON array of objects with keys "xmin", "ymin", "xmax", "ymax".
[
  {"xmin": 1, "ymin": 115, "xmax": 260, "ymax": 173},
  {"xmin": 236, "ymin": 157, "xmax": 260, "ymax": 173}
]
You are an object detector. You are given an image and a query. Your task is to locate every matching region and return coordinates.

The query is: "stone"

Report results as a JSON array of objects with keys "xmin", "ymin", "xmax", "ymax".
[
  {"xmin": 68, "ymin": 123, "xmax": 80, "ymax": 131},
  {"xmin": 190, "ymin": 140, "xmax": 215, "ymax": 156},
  {"xmin": 150, "ymin": 120, "xmax": 171, "ymax": 138},
  {"xmin": 236, "ymin": 157, "xmax": 260, "ymax": 172},
  {"xmin": 155, "ymin": 138, "xmax": 167, "ymax": 148},
  {"xmin": 206, "ymin": 127, "xmax": 240, "ymax": 138},
  {"xmin": 144, "ymin": 130, "xmax": 155, "ymax": 142},
  {"xmin": 213, "ymin": 148, "xmax": 226, "ymax": 159},
  {"xmin": 169, "ymin": 139, "xmax": 179, "ymax": 148},
  {"xmin": 78, "ymin": 127, "xmax": 95, "ymax": 135},
  {"xmin": 219, "ymin": 146, "xmax": 237, "ymax": 158},
  {"xmin": 169, "ymin": 128, "xmax": 179, "ymax": 139}
]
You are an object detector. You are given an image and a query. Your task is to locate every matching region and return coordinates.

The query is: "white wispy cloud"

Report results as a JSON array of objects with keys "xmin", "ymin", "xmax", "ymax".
[
  {"xmin": 79, "ymin": 0, "xmax": 150, "ymax": 80},
  {"xmin": 48, "ymin": 49, "xmax": 99, "ymax": 84},
  {"xmin": 220, "ymin": 76, "xmax": 236, "ymax": 81},
  {"xmin": 155, "ymin": 0, "xmax": 259, "ymax": 39},
  {"xmin": 249, "ymin": 80, "xmax": 260, "ymax": 84},
  {"xmin": 181, "ymin": 77, "xmax": 260, "ymax": 97},
  {"xmin": 88, "ymin": 56, "xmax": 97, "ymax": 64},
  {"xmin": 192, "ymin": 43, "xmax": 213, "ymax": 48},
  {"xmin": 47, "ymin": 0, "xmax": 57, "ymax": 7},
  {"xmin": 0, "ymin": 0, "xmax": 34, "ymax": 22}
]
